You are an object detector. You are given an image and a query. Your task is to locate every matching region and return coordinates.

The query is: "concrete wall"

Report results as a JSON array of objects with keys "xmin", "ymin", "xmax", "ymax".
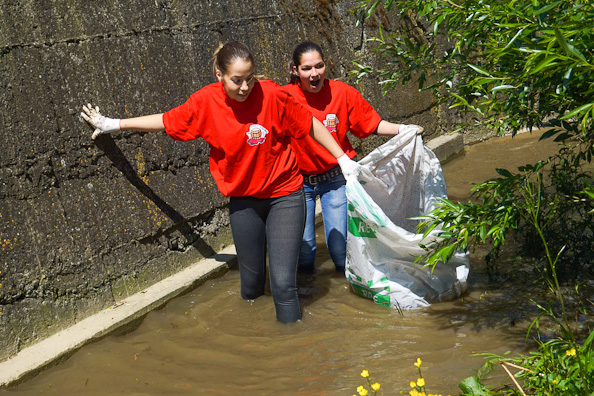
[{"xmin": 0, "ymin": 0, "xmax": 456, "ymax": 361}]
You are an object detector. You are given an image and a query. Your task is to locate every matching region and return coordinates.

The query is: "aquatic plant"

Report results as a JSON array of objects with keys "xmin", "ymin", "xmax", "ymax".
[
  {"xmin": 352, "ymin": 369, "xmax": 381, "ymax": 396},
  {"xmin": 405, "ymin": 358, "xmax": 451, "ymax": 396},
  {"xmin": 351, "ymin": 359, "xmax": 452, "ymax": 396}
]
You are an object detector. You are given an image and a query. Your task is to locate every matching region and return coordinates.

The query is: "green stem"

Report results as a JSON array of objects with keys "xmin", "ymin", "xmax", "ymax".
[
  {"xmin": 440, "ymin": 0, "xmax": 464, "ymax": 9},
  {"xmin": 525, "ymin": 175, "xmax": 590, "ymax": 395}
]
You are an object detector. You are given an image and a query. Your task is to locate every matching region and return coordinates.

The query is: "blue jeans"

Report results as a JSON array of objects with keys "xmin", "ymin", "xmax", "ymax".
[
  {"xmin": 229, "ymin": 189, "xmax": 305, "ymax": 322},
  {"xmin": 300, "ymin": 173, "xmax": 347, "ymax": 272}
]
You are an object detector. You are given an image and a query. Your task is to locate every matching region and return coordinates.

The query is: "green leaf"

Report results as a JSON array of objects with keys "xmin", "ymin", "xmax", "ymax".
[
  {"xmin": 449, "ymin": 92, "xmax": 470, "ymax": 107},
  {"xmin": 496, "ymin": 168, "xmax": 513, "ymax": 177},
  {"xmin": 467, "ymin": 63, "xmax": 492, "ymax": 77},
  {"xmin": 502, "ymin": 28, "xmax": 525, "ymax": 51},
  {"xmin": 566, "ymin": 43, "xmax": 588, "ymax": 64},
  {"xmin": 530, "ymin": 56, "xmax": 559, "ymax": 74},
  {"xmin": 554, "ymin": 28, "xmax": 588, "ymax": 63},
  {"xmin": 554, "ymin": 28, "xmax": 570, "ymax": 54},
  {"xmin": 458, "ymin": 376, "xmax": 493, "ymax": 395},
  {"xmin": 553, "ymin": 132, "xmax": 572, "ymax": 142},
  {"xmin": 491, "ymin": 85, "xmax": 515, "ymax": 93},
  {"xmin": 534, "ymin": 1, "xmax": 561, "ymax": 16},
  {"xmin": 538, "ymin": 128, "xmax": 561, "ymax": 141},
  {"xmin": 561, "ymin": 103, "xmax": 594, "ymax": 119}
]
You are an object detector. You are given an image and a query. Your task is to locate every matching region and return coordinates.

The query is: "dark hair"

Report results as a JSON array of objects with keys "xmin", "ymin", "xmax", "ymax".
[
  {"xmin": 212, "ymin": 41, "xmax": 255, "ymax": 79},
  {"xmin": 289, "ymin": 41, "xmax": 324, "ymax": 84}
]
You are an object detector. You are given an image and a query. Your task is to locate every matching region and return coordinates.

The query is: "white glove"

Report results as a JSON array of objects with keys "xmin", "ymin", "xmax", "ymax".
[
  {"xmin": 81, "ymin": 103, "xmax": 120, "ymax": 139},
  {"xmin": 337, "ymin": 154, "xmax": 361, "ymax": 179},
  {"xmin": 399, "ymin": 124, "xmax": 424, "ymax": 135}
]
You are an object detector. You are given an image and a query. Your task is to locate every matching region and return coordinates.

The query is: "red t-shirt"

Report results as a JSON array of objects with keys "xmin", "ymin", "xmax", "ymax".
[
  {"xmin": 163, "ymin": 80, "xmax": 312, "ymax": 198},
  {"xmin": 283, "ymin": 79, "xmax": 381, "ymax": 175}
]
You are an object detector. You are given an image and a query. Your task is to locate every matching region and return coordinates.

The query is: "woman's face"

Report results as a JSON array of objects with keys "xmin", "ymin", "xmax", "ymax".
[
  {"xmin": 217, "ymin": 58, "xmax": 256, "ymax": 102},
  {"xmin": 294, "ymin": 50, "xmax": 326, "ymax": 94}
]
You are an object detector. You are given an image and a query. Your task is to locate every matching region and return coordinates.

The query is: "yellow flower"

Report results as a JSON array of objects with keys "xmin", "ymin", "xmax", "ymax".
[
  {"xmin": 417, "ymin": 378, "xmax": 425, "ymax": 387},
  {"xmin": 357, "ymin": 387, "xmax": 368, "ymax": 396},
  {"xmin": 371, "ymin": 382, "xmax": 381, "ymax": 391},
  {"xmin": 361, "ymin": 370, "xmax": 370, "ymax": 378},
  {"xmin": 414, "ymin": 358, "xmax": 422, "ymax": 368},
  {"xmin": 552, "ymin": 380, "xmax": 558, "ymax": 385},
  {"xmin": 410, "ymin": 381, "xmax": 417, "ymax": 388},
  {"xmin": 409, "ymin": 389, "xmax": 420, "ymax": 396},
  {"xmin": 566, "ymin": 348, "xmax": 576, "ymax": 356}
]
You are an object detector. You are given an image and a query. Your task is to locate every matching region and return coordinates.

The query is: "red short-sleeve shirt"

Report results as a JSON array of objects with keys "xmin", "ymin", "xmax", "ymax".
[
  {"xmin": 163, "ymin": 80, "xmax": 312, "ymax": 198},
  {"xmin": 283, "ymin": 79, "xmax": 381, "ymax": 175}
]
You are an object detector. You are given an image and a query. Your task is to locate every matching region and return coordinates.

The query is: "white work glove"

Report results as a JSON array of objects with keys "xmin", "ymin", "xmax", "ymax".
[
  {"xmin": 81, "ymin": 103, "xmax": 120, "ymax": 140},
  {"xmin": 399, "ymin": 124, "xmax": 424, "ymax": 135},
  {"xmin": 337, "ymin": 154, "xmax": 361, "ymax": 179}
]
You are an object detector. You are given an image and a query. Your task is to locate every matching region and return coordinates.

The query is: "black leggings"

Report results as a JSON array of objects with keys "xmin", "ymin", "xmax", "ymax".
[{"xmin": 229, "ymin": 189, "xmax": 306, "ymax": 322}]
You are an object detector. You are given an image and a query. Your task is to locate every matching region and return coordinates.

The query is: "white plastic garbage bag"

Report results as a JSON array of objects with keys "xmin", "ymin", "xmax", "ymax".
[{"xmin": 345, "ymin": 128, "xmax": 469, "ymax": 309}]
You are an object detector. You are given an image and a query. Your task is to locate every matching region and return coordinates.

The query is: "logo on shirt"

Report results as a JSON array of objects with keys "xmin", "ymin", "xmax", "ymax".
[
  {"xmin": 246, "ymin": 124, "xmax": 269, "ymax": 146},
  {"xmin": 323, "ymin": 114, "xmax": 339, "ymax": 133}
]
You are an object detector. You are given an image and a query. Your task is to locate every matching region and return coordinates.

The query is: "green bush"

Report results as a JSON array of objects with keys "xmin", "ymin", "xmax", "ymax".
[{"xmin": 353, "ymin": 0, "xmax": 594, "ymax": 280}]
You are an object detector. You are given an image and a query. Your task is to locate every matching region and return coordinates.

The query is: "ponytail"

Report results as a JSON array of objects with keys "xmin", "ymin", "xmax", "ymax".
[{"xmin": 212, "ymin": 41, "xmax": 255, "ymax": 79}]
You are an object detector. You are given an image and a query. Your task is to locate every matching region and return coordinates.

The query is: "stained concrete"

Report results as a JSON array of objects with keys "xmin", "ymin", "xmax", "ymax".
[{"xmin": 426, "ymin": 133, "xmax": 465, "ymax": 164}]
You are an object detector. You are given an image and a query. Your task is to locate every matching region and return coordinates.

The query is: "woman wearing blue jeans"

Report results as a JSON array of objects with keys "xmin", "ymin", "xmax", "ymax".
[{"xmin": 283, "ymin": 41, "xmax": 423, "ymax": 273}]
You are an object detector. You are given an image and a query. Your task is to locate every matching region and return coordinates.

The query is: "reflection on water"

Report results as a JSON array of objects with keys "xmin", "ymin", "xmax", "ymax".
[
  {"xmin": 444, "ymin": 129, "xmax": 560, "ymax": 202},
  {"xmin": 2, "ymin": 131, "xmax": 560, "ymax": 395}
]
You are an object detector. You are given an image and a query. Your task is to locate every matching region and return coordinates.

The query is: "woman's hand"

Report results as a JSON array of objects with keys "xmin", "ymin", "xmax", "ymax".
[
  {"xmin": 81, "ymin": 103, "xmax": 120, "ymax": 139},
  {"xmin": 399, "ymin": 124, "xmax": 424, "ymax": 135},
  {"xmin": 337, "ymin": 154, "xmax": 361, "ymax": 179}
]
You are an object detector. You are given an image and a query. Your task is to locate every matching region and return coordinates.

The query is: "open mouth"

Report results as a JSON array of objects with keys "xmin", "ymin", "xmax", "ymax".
[{"xmin": 309, "ymin": 79, "xmax": 320, "ymax": 90}]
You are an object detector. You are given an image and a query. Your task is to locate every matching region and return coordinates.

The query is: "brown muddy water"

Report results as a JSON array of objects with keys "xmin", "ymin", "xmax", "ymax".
[{"xmin": 3, "ymin": 131, "xmax": 562, "ymax": 395}]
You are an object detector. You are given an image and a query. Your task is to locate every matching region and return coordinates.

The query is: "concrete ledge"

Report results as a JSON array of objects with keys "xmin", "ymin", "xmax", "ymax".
[
  {"xmin": 426, "ymin": 132, "xmax": 465, "ymax": 164},
  {"xmin": 0, "ymin": 245, "xmax": 237, "ymax": 387}
]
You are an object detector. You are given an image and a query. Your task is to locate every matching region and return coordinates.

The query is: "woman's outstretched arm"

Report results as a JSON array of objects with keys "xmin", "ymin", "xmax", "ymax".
[
  {"xmin": 81, "ymin": 103, "xmax": 165, "ymax": 139},
  {"xmin": 375, "ymin": 120, "xmax": 424, "ymax": 136}
]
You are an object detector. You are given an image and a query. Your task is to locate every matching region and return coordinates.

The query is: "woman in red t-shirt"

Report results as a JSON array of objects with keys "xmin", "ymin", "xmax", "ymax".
[
  {"xmin": 81, "ymin": 41, "xmax": 360, "ymax": 322},
  {"xmin": 284, "ymin": 41, "xmax": 424, "ymax": 274}
]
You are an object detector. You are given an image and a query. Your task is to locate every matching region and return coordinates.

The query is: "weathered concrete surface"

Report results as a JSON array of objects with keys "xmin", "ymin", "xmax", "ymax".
[
  {"xmin": 426, "ymin": 133, "xmax": 465, "ymax": 164},
  {"xmin": 0, "ymin": 0, "xmax": 461, "ymax": 364}
]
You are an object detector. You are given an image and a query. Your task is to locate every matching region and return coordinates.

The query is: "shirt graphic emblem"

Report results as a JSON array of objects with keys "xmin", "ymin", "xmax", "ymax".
[
  {"xmin": 246, "ymin": 124, "xmax": 269, "ymax": 146},
  {"xmin": 323, "ymin": 114, "xmax": 338, "ymax": 133}
]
